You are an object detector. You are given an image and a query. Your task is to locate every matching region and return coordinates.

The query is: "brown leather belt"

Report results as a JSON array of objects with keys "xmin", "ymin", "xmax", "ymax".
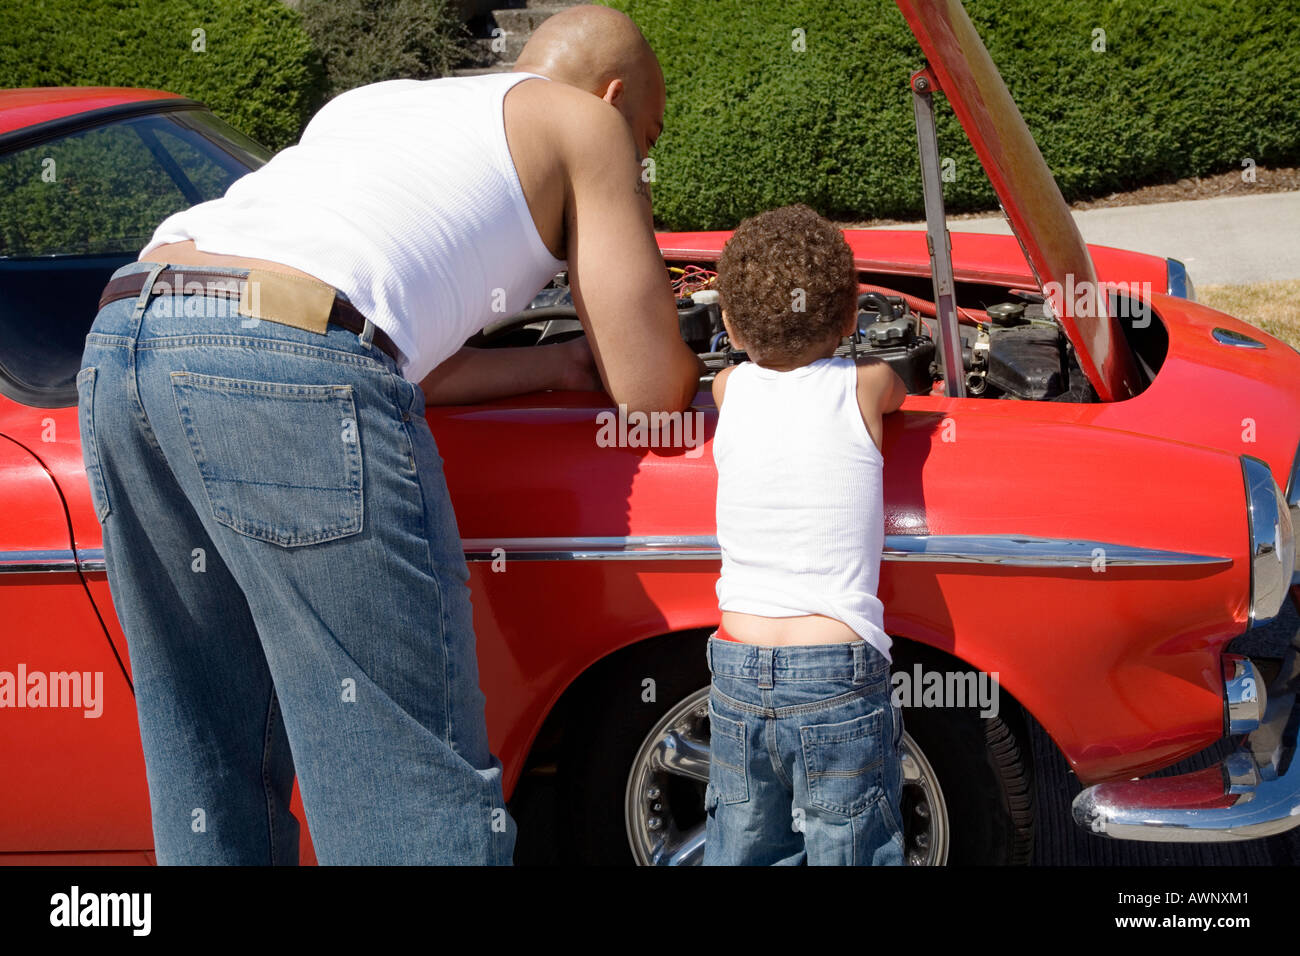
[{"xmin": 98, "ymin": 267, "xmax": 402, "ymax": 364}]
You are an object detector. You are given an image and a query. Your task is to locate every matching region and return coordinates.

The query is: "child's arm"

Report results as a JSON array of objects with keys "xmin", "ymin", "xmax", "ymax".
[
  {"xmin": 854, "ymin": 357, "xmax": 907, "ymax": 454},
  {"xmin": 712, "ymin": 364, "xmax": 737, "ymax": 410}
]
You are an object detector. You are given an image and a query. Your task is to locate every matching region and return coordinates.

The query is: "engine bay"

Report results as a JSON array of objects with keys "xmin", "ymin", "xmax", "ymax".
[{"xmin": 471, "ymin": 261, "xmax": 1104, "ymax": 403}]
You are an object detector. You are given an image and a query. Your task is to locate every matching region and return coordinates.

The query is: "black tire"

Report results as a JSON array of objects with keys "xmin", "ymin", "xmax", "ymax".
[
  {"xmin": 559, "ymin": 629, "xmax": 712, "ymax": 865},
  {"xmin": 559, "ymin": 631, "xmax": 1034, "ymax": 865},
  {"xmin": 890, "ymin": 642, "xmax": 1036, "ymax": 864}
]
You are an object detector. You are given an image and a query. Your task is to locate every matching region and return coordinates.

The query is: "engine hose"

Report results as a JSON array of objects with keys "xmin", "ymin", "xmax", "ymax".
[{"xmin": 857, "ymin": 282, "xmax": 985, "ymax": 326}]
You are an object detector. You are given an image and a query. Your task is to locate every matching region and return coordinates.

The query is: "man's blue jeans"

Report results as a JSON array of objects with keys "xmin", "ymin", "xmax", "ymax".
[
  {"xmin": 702, "ymin": 636, "xmax": 905, "ymax": 865},
  {"xmin": 77, "ymin": 261, "xmax": 514, "ymax": 864}
]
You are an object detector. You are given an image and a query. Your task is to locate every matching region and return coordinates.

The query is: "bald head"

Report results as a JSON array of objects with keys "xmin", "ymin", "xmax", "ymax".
[
  {"xmin": 515, "ymin": 5, "xmax": 665, "ymax": 154},
  {"xmin": 516, "ymin": 6, "xmax": 658, "ymax": 91}
]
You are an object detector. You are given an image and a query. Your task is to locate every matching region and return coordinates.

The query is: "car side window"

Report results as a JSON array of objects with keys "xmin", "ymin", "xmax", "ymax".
[
  {"xmin": 0, "ymin": 116, "xmax": 252, "ymax": 258},
  {"xmin": 0, "ymin": 111, "xmax": 266, "ymax": 407}
]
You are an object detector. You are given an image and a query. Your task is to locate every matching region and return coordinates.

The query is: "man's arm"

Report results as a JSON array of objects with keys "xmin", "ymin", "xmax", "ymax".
[
  {"xmin": 418, "ymin": 338, "xmax": 600, "ymax": 405},
  {"xmin": 560, "ymin": 95, "xmax": 703, "ymax": 415}
]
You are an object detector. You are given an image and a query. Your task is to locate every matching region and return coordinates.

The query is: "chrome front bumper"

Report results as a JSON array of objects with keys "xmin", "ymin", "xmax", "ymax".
[{"xmin": 1072, "ymin": 622, "xmax": 1300, "ymax": 842}]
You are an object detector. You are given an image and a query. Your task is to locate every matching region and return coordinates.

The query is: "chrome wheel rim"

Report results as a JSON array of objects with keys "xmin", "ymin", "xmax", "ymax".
[
  {"xmin": 899, "ymin": 724, "xmax": 949, "ymax": 865},
  {"xmin": 625, "ymin": 687, "xmax": 950, "ymax": 865}
]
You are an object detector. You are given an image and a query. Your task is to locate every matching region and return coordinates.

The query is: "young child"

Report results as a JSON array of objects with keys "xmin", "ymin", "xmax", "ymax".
[{"xmin": 705, "ymin": 203, "xmax": 908, "ymax": 866}]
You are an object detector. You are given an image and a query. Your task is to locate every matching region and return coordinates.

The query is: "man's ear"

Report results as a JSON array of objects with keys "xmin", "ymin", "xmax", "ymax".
[{"xmin": 599, "ymin": 77, "xmax": 626, "ymax": 108}]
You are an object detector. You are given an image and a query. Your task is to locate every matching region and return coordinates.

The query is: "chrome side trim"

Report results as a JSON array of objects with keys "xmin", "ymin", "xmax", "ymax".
[
  {"xmin": 0, "ymin": 549, "xmax": 82, "ymax": 573},
  {"xmin": 462, "ymin": 536, "xmax": 719, "ymax": 562},
  {"xmin": 880, "ymin": 534, "xmax": 1228, "ymax": 568},
  {"xmin": 3, "ymin": 535, "xmax": 1233, "ymax": 572},
  {"xmin": 0, "ymin": 549, "xmax": 106, "ymax": 573},
  {"xmin": 1212, "ymin": 327, "xmax": 1265, "ymax": 349},
  {"xmin": 0, "ymin": 548, "xmax": 78, "ymax": 572},
  {"xmin": 77, "ymin": 549, "xmax": 107, "ymax": 572},
  {"xmin": 1165, "ymin": 257, "xmax": 1195, "ymax": 300},
  {"xmin": 460, "ymin": 534, "xmax": 1230, "ymax": 567}
]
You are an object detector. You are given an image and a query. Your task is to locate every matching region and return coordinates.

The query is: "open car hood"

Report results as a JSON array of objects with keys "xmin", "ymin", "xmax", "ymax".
[{"xmin": 895, "ymin": 0, "xmax": 1142, "ymax": 401}]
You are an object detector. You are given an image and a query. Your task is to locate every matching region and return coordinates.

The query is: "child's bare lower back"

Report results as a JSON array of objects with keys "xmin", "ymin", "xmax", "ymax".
[{"xmin": 719, "ymin": 611, "xmax": 862, "ymax": 645}]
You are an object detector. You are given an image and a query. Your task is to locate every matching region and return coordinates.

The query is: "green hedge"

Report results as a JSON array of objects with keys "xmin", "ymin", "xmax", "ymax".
[
  {"xmin": 604, "ymin": 0, "xmax": 1300, "ymax": 230},
  {"xmin": 0, "ymin": 0, "xmax": 324, "ymax": 151},
  {"xmin": 299, "ymin": 0, "xmax": 468, "ymax": 100}
]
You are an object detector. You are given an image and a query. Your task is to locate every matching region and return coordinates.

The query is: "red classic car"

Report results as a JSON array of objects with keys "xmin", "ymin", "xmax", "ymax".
[{"xmin": 1, "ymin": 0, "xmax": 1297, "ymax": 865}]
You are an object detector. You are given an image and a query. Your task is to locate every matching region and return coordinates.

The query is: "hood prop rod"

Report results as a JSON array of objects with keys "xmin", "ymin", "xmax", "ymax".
[{"xmin": 911, "ymin": 66, "xmax": 966, "ymax": 399}]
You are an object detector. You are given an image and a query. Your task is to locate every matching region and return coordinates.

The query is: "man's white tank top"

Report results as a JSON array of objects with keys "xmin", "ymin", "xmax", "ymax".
[
  {"xmin": 142, "ymin": 72, "xmax": 567, "ymax": 384},
  {"xmin": 713, "ymin": 356, "xmax": 891, "ymax": 659}
]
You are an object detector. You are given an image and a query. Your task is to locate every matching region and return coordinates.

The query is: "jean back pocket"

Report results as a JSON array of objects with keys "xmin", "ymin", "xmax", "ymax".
[
  {"xmin": 76, "ymin": 366, "xmax": 111, "ymax": 523},
  {"xmin": 707, "ymin": 701, "xmax": 749, "ymax": 804},
  {"xmin": 170, "ymin": 372, "xmax": 363, "ymax": 547},
  {"xmin": 800, "ymin": 707, "xmax": 887, "ymax": 816}
]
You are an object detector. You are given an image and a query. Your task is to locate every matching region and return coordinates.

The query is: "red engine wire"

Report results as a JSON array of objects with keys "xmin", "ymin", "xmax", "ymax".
[{"xmin": 858, "ymin": 282, "xmax": 986, "ymax": 326}]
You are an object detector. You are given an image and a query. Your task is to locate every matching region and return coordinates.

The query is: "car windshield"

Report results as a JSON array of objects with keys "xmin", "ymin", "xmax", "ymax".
[{"xmin": 0, "ymin": 107, "xmax": 269, "ymax": 406}]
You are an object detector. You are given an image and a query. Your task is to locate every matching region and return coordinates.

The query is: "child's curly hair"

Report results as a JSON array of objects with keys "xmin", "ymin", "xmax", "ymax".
[{"xmin": 716, "ymin": 204, "xmax": 857, "ymax": 364}]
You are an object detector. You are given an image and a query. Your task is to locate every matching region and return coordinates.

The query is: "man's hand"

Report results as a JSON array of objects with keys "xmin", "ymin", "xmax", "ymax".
[{"xmin": 553, "ymin": 336, "xmax": 604, "ymax": 392}]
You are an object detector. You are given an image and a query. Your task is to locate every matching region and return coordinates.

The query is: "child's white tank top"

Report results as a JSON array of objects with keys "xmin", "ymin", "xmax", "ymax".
[{"xmin": 713, "ymin": 356, "xmax": 891, "ymax": 660}]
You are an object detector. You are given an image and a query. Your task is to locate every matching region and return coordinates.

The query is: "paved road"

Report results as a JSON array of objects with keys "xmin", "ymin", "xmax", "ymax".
[{"xmin": 871, "ymin": 190, "xmax": 1300, "ymax": 285}]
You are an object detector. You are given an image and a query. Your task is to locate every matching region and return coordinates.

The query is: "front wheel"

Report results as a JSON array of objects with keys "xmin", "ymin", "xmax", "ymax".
[{"xmin": 560, "ymin": 634, "xmax": 1033, "ymax": 865}]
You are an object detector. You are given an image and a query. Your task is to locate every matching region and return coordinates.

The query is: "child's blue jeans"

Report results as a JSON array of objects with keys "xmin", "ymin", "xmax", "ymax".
[{"xmin": 702, "ymin": 635, "xmax": 905, "ymax": 865}]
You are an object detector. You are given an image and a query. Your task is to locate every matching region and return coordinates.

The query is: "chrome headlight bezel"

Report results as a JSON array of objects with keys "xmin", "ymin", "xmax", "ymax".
[{"xmin": 1242, "ymin": 455, "xmax": 1295, "ymax": 627}]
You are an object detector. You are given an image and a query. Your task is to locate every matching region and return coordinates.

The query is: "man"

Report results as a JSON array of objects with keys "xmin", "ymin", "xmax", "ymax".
[{"xmin": 76, "ymin": 5, "xmax": 700, "ymax": 865}]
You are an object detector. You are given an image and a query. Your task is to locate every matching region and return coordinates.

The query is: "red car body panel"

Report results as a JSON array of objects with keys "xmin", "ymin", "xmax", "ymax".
[
  {"xmin": 659, "ymin": 231, "xmax": 1173, "ymax": 299},
  {"xmin": 0, "ymin": 87, "xmax": 185, "ymax": 137},
  {"xmin": 0, "ymin": 435, "xmax": 151, "ymax": 852}
]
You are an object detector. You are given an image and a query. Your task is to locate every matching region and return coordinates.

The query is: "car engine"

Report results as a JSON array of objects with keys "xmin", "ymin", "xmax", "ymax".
[{"xmin": 482, "ymin": 268, "xmax": 1096, "ymax": 403}]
